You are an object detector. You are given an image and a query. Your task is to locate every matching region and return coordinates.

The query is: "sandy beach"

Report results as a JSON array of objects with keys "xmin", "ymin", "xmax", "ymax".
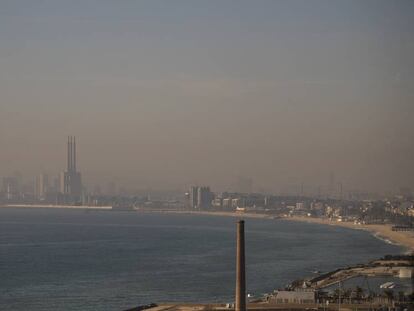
[
  {"xmin": 4, "ymin": 205, "xmax": 412, "ymax": 252},
  {"xmin": 144, "ymin": 209, "xmax": 414, "ymax": 252},
  {"xmin": 282, "ymin": 216, "xmax": 414, "ymax": 253}
]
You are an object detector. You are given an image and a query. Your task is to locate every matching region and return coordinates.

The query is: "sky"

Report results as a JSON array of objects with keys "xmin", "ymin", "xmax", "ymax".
[{"xmin": 1, "ymin": 0, "xmax": 413, "ymax": 194}]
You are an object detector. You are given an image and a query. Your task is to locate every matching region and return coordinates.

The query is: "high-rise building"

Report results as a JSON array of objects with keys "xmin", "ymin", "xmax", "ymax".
[
  {"xmin": 35, "ymin": 173, "xmax": 49, "ymax": 200},
  {"xmin": 189, "ymin": 186, "xmax": 198, "ymax": 208},
  {"xmin": 189, "ymin": 186, "xmax": 213, "ymax": 209},
  {"xmin": 60, "ymin": 136, "xmax": 82, "ymax": 202},
  {"xmin": 328, "ymin": 172, "xmax": 335, "ymax": 198},
  {"xmin": 2, "ymin": 177, "xmax": 19, "ymax": 200},
  {"xmin": 197, "ymin": 186, "xmax": 213, "ymax": 209}
]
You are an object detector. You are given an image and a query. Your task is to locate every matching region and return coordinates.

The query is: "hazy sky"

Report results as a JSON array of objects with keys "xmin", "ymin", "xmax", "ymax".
[{"xmin": 1, "ymin": 0, "xmax": 413, "ymax": 193}]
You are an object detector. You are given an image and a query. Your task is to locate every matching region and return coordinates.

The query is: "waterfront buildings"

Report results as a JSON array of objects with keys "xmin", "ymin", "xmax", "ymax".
[
  {"xmin": 189, "ymin": 186, "xmax": 198, "ymax": 208},
  {"xmin": 35, "ymin": 173, "xmax": 49, "ymax": 200},
  {"xmin": 188, "ymin": 186, "xmax": 213, "ymax": 209},
  {"xmin": 2, "ymin": 176, "xmax": 19, "ymax": 200}
]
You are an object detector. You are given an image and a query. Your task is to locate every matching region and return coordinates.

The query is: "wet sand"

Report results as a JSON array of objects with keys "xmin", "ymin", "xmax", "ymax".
[{"xmin": 283, "ymin": 216, "xmax": 414, "ymax": 252}]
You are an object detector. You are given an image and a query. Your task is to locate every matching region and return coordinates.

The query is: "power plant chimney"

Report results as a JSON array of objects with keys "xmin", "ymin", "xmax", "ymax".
[
  {"xmin": 67, "ymin": 136, "xmax": 71, "ymax": 172},
  {"xmin": 235, "ymin": 220, "xmax": 246, "ymax": 311},
  {"xmin": 72, "ymin": 136, "xmax": 76, "ymax": 172}
]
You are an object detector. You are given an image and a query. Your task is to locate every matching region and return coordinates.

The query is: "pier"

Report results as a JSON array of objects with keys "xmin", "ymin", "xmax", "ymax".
[{"xmin": 304, "ymin": 256, "xmax": 413, "ymax": 289}]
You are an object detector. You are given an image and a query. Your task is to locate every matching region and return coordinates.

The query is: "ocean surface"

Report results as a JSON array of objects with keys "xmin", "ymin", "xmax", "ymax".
[{"xmin": 0, "ymin": 208, "xmax": 404, "ymax": 311}]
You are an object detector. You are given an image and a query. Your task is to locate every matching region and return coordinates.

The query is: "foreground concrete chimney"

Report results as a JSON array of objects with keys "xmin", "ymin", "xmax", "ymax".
[{"xmin": 235, "ymin": 220, "xmax": 246, "ymax": 311}]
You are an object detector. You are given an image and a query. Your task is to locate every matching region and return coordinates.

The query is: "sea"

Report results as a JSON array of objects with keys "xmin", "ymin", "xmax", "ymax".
[{"xmin": 0, "ymin": 207, "xmax": 405, "ymax": 311}]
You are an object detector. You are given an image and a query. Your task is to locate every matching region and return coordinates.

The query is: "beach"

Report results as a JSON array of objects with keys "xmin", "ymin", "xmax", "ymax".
[
  {"xmin": 282, "ymin": 216, "xmax": 414, "ymax": 253},
  {"xmin": 3, "ymin": 204, "xmax": 413, "ymax": 252},
  {"xmin": 144, "ymin": 209, "xmax": 414, "ymax": 252}
]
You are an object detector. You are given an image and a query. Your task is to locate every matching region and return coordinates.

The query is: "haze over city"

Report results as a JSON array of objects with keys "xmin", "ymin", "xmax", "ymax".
[
  {"xmin": 1, "ymin": 2, "xmax": 414, "ymax": 311},
  {"xmin": 1, "ymin": 0, "xmax": 414, "ymax": 193}
]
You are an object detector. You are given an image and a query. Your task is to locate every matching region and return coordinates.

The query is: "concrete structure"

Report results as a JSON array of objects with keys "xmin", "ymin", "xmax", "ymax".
[
  {"xmin": 212, "ymin": 197, "xmax": 222, "ymax": 208},
  {"xmin": 197, "ymin": 186, "xmax": 212, "ymax": 209},
  {"xmin": 189, "ymin": 186, "xmax": 198, "ymax": 208},
  {"xmin": 35, "ymin": 173, "xmax": 49, "ymax": 200},
  {"xmin": 60, "ymin": 136, "xmax": 82, "ymax": 202},
  {"xmin": 189, "ymin": 186, "xmax": 213, "ymax": 209},
  {"xmin": 270, "ymin": 290, "xmax": 315, "ymax": 304},
  {"xmin": 399, "ymin": 268, "xmax": 413, "ymax": 278},
  {"xmin": 235, "ymin": 220, "xmax": 246, "ymax": 311},
  {"xmin": 222, "ymin": 198, "xmax": 232, "ymax": 208},
  {"xmin": 2, "ymin": 177, "xmax": 19, "ymax": 200}
]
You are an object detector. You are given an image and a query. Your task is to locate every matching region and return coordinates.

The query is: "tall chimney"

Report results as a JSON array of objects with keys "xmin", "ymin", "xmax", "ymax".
[
  {"xmin": 73, "ymin": 136, "xmax": 76, "ymax": 172},
  {"xmin": 235, "ymin": 220, "xmax": 246, "ymax": 311},
  {"xmin": 67, "ymin": 136, "xmax": 71, "ymax": 172},
  {"xmin": 69, "ymin": 136, "xmax": 73, "ymax": 172}
]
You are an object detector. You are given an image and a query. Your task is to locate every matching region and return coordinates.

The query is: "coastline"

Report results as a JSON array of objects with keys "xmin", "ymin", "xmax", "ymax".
[
  {"xmin": 2, "ymin": 205, "xmax": 413, "ymax": 252},
  {"xmin": 142, "ymin": 209, "xmax": 414, "ymax": 252},
  {"xmin": 282, "ymin": 216, "xmax": 414, "ymax": 253}
]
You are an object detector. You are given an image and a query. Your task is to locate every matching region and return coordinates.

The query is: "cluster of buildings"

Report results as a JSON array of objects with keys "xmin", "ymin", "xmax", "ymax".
[
  {"xmin": 183, "ymin": 185, "xmax": 414, "ymax": 226},
  {"xmin": 185, "ymin": 187, "xmax": 277, "ymax": 211},
  {"xmin": 1, "ymin": 137, "xmax": 413, "ymax": 227},
  {"xmin": 1, "ymin": 137, "xmax": 83, "ymax": 205}
]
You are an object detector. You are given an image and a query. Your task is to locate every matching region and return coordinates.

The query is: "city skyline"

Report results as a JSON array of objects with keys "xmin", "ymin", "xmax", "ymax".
[{"xmin": 0, "ymin": 135, "xmax": 412, "ymax": 198}]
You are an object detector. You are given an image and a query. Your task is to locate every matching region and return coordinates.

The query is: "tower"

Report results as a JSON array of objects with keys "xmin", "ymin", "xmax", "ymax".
[
  {"xmin": 235, "ymin": 220, "xmax": 246, "ymax": 311},
  {"xmin": 35, "ymin": 173, "xmax": 49, "ymax": 200},
  {"xmin": 190, "ymin": 186, "xmax": 198, "ymax": 208},
  {"xmin": 61, "ymin": 136, "xmax": 82, "ymax": 202}
]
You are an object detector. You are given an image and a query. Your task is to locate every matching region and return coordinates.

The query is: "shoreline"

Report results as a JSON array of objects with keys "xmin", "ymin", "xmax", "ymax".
[
  {"xmin": 2, "ymin": 205, "xmax": 413, "ymax": 252},
  {"xmin": 141, "ymin": 209, "xmax": 414, "ymax": 252},
  {"xmin": 282, "ymin": 215, "xmax": 414, "ymax": 253}
]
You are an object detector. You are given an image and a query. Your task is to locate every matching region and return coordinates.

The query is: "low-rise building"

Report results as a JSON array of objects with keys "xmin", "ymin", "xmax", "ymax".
[{"xmin": 270, "ymin": 290, "xmax": 315, "ymax": 304}]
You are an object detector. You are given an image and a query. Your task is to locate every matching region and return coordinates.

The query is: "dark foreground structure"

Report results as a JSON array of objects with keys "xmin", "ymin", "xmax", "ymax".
[{"xmin": 235, "ymin": 220, "xmax": 246, "ymax": 311}]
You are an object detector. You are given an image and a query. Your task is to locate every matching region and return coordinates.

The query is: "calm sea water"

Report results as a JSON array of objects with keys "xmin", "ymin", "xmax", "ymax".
[{"xmin": 0, "ymin": 208, "xmax": 403, "ymax": 311}]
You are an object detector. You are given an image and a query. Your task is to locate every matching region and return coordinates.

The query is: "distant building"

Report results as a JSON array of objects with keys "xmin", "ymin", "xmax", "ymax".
[
  {"xmin": 189, "ymin": 186, "xmax": 198, "ymax": 208},
  {"xmin": 60, "ymin": 136, "xmax": 82, "ymax": 203},
  {"xmin": 270, "ymin": 290, "xmax": 315, "ymax": 304},
  {"xmin": 197, "ymin": 186, "xmax": 213, "ymax": 209},
  {"xmin": 212, "ymin": 197, "xmax": 222, "ymax": 208},
  {"xmin": 2, "ymin": 177, "xmax": 19, "ymax": 200},
  {"xmin": 328, "ymin": 172, "xmax": 335, "ymax": 197},
  {"xmin": 222, "ymin": 198, "xmax": 232, "ymax": 208},
  {"xmin": 296, "ymin": 202, "xmax": 305, "ymax": 210},
  {"xmin": 232, "ymin": 198, "xmax": 244, "ymax": 208},
  {"xmin": 188, "ymin": 186, "xmax": 213, "ymax": 209},
  {"xmin": 35, "ymin": 173, "xmax": 49, "ymax": 200}
]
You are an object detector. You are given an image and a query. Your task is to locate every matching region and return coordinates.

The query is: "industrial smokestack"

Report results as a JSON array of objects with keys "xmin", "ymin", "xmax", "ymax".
[
  {"xmin": 73, "ymin": 136, "xmax": 76, "ymax": 172},
  {"xmin": 67, "ymin": 136, "xmax": 70, "ymax": 172},
  {"xmin": 235, "ymin": 220, "xmax": 246, "ymax": 311},
  {"xmin": 69, "ymin": 136, "xmax": 73, "ymax": 172}
]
